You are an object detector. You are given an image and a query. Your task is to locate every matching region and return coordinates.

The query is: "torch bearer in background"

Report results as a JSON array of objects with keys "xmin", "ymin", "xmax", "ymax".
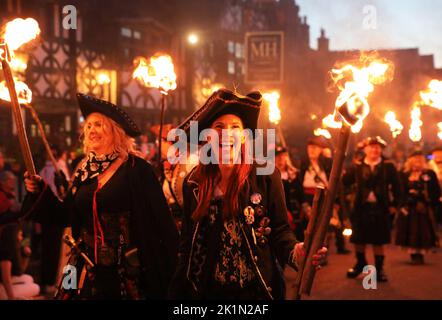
[
  {"xmin": 133, "ymin": 53, "xmax": 177, "ymax": 170},
  {"xmin": 293, "ymin": 55, "xmax": 394, "ymax": 299},
  {"xmin": 0, "ymin": 18, "xmax": 40, "ymax": 175}
]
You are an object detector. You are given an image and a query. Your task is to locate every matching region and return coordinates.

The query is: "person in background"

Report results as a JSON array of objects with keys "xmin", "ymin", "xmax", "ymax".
[
  {"xmin": 300, "ymin": 137, "xmax": 346, "ymax": 255},
  {"xmin": 37, "ymin": 145, "xmax": 69, "ymax": 295},
  {"xmin": 395, "ymin": 150, "xmax": 440, "ymax": 264},
  {"xmin": 343, "ymin": 136, "xmax": 403, "ymax": 282},
  {"xmin": 275, "ymin": 146, "xmax": 305, "ymax": 240},
  {"xmin": 391, "ymin": 145, "xmax": 407, "ymax": 172},
  {"xmin": 0, "ymin": 171, "xmax": 39, "ymax": 300},
  {"xmin": 150, "ymin": 124, "xmax": 198, "ymax": 233},
  {"xmin": 300, "ymin": 137, "xmax": 331, "ymax": 208},
  {"xmin": 429, "ymin": 145, "xmax": 442, "ymax": 226}
]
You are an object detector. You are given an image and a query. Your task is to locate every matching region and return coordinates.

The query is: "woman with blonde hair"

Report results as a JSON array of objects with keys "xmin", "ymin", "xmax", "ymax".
[
  {"xmin": 395, "ymin": 150, "xmax": 440, "ymax": 264},
  {"xmin": 21, "ymin": 94, "xmax": 178, "ymax": 299}
]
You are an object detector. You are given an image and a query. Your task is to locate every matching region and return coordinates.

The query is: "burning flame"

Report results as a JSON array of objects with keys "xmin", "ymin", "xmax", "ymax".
[
  {"xmin": 330, "ymin": 56, "xmax": 394, "ymax": 132},
  {"xmin": 10, "ymin": 56, "xmax": 27, "ymax": 73},
  {"xmin": 314, "ymin": 128, "xmax": 332, "ymax": 139},
  {"xmin": 201, "ymin": 83, "xmax": 224, "ymax": 97},
  {"xmin": 0, "ymin": 80, "xmax": 32, "ymax": 104},
  {"xmin": 437, "ymin": 122, "xmax": 442, "ymax": 140},
  {"xmin": 133, "ymin": 54, "xmax": 177, "ymax": 93},
  {"xmin": 409, "ymin": 105, "xmax": 423, "ymax": 142},
  {"xmin": 263, "ymin": 91, "xmax": 281, "ymax": 125},
  {"xmin": 342, "ymin": 228, "xmax": 353, "ymax": 237},
  {"xmin": 96, "ymin": 72, "xmax": 111, "ymax": 85},
  {"xmin": 1, "ymin": 18, "xmax": 40, "ymax": 54},
  {"xmin": 420, "ymin": 79, "xmax": 442, "ymax": 110},
  {"xmin": 384, "ymin": 111, "xmax": 403, "ymax": 138},
  {"xmin": 322, "ymin": 113, "xmax": 342, "ymax": 129}
]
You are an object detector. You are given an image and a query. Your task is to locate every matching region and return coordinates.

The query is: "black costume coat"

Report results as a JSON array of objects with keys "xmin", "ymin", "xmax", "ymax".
[
  {"xmin": 342, "ymin": 159, "xmax": 403, "ymax": 245},
  {"xmin": 168, "ymin": 165, "xmax": 299, "ymax": 300},
  {"xmin": 20, "ymin": 155, "xmax": 179, "ymax": 299},
  {"xmin": 395, "ymin": 169, "xmax": 440, "ymax": 248}
]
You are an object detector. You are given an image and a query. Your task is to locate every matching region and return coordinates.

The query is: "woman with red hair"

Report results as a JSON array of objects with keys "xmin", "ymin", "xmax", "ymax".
[{"xmin": 169, "ymin": 89, "xmax": 326, "ymax": 300}]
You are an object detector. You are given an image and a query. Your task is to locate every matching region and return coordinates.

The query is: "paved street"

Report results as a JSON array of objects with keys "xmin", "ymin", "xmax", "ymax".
[{"xmin": 285, "ymin": 234, "xmax": 442, "ymax": 300}]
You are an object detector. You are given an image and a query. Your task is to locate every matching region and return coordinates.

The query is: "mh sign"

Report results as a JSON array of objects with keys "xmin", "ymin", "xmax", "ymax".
[{"xmin": 245, "ymin": 32, "xmax": 284, "ymax": 84}]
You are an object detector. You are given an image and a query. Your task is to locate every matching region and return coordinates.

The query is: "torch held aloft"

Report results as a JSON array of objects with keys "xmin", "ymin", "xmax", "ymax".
[{"xmin": 0, "ymin": 44, "xmax": 36, "ymax": 175}]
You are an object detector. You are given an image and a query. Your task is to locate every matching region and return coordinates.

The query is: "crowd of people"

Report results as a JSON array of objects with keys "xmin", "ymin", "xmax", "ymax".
[{"xmin": 0, "ymin": 88, "xmax": 440, "ymax": 300}]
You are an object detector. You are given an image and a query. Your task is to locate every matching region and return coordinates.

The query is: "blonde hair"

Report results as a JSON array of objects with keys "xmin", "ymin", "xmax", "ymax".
[
  {"xmin": 403, "ymin": 155, "xmax": 429, "ymax": 173},
  {"xmin": 82, "ymin": 113, "xmax": 140, "ymax": 158}
]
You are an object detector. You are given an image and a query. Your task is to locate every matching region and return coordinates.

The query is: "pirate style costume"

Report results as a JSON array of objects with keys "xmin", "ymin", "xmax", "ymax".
[
  {"xmin": 342, "ymin": 136, "xmax": 402, "ymax": 281},
  {"xmin": 21, "ymin": 94, "xmax": 179, "ymax": 299},
  {"xmin": 395, "ymin": 151, "xmax": 440, "ymax": 264},
  {"xmin": 150, "ymin": 124, "xmax": 197, "ymax": 234},
  {"xmin": 169, "ymin": 89, "xmax": 299, "ymax": 300}
]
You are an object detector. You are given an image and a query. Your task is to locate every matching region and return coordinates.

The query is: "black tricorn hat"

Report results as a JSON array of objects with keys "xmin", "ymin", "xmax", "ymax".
[
  {"xmin": 177, "ymin": 88, "xmax": 262, "ymax": 137},
  {"xmin": 77, "ymin": 93, "xmax": 141, "ymax": 137},
  {"xmin": 361, "ymin": 136, "xmax": 387, "ymax": 148}
]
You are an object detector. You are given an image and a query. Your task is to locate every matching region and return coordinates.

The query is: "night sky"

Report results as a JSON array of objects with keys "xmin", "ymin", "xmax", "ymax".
[{"xmin": 296, "ymin": 0, "xmax": 442, "ymax": 67}]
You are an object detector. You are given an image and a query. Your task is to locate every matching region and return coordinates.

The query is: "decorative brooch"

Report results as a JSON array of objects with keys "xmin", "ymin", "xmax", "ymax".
[{"xmin": 243, "ymin": 206, "xmax": 255, "ymax": 225}]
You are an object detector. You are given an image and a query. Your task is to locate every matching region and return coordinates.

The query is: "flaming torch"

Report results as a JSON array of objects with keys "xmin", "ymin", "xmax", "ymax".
[
  {"xmin": 133, "ymin": 53, "xmax": 177, "ymax": 169},
  {"xmin": 293, "ymin": 55, "xmax": 394, "ymax": 299},
  {"xmin": 409, "ymin": 105, "xmax": 423, "ymax": 143},
  {"xmin": 263, "ymin": 91, "xmax": 287, "ymax": 147},
  {"xmin": 0, "ymin": 18, "xmax": 41, "ymax": 175},
  {"xmin": 384, "ymin": 111, "xmax": 403, "ymax": 138},
  {"xmin": 313, "ymin": 128, "xmax": 332, "ymax": 140},
  {"xmin": 420, "ymin": 79, "xmax": 442, "ymax": 110}
]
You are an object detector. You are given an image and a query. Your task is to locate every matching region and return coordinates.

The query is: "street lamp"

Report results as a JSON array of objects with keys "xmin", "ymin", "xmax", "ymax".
[
  {"xmin": 96, "ymin": 70, "xmax": 111, "ymax": 101},
  {"xmin": 187, "ymin": 33, "xmax": 199, "ymax": 45}
]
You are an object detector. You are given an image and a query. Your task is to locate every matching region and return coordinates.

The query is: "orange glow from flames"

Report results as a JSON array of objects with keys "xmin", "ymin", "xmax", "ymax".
[
  {"xmin": 420, "ymin": 79, "xmax": 442, "ymax": 110},
  {"xmin": 409, "ymin": 105, "xmax": 422, "ymax": 142},
  {"xmin": 1, "ymin": 18, "xmax": 40, "ymax": 54},
  {"xmin": 322, "ymin": 113, "xmax": 342, "ymax": 129},
  {"xmin": 384, "ymin": 111, "xmax": 403, "ymax": 138},
  {"xmin": 133, "ymin": 54, "xmax": 177, "ymax": 94},
  {"xmin": 0, "ymin": 80, "xmax": 32, "ymax": 104},
  {"xmin": 263, "ymin": 91, "xmax": 281, "ymax": 125},
  {"xmin": 10, "ymin": 56, "xmax": 28, "ymax": 73},
  {"xmin": 330, "ymin": 56, "xmax": 394, "ymax": 132},
  {"xmin": 314, "ymin": 128, "xmax": 332, "ymax": 139},
  {"xmin": 437, "ymin": 122, "xmax": 442, "ymax": 140}
]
